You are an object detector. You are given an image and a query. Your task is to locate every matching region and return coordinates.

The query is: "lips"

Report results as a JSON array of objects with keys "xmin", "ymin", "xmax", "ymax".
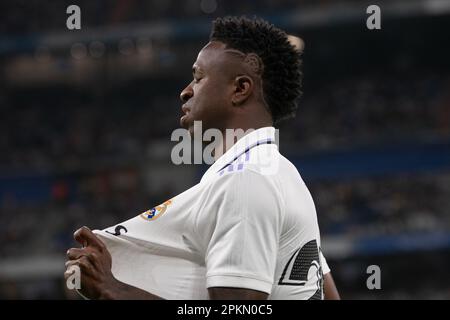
[
  {"xmin": 180, "ymin": 104, "xmax": 191, "ymax": 128},
  {"xmin": 180, "ymin": 114, "xmax": 189, "ymax": 128},
  {"xmin": 181, "ymin": 104, "xmax": 191, "ymax": 114}
]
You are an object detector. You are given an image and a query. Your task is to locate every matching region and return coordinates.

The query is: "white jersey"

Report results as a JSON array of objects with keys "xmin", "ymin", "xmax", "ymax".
[{"xmin": 94, "ymin": 127, "xmax": 329, "ymax": 300}]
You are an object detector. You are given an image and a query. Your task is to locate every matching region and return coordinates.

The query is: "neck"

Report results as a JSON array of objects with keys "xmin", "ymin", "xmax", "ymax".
[{"xmin": 213, "ymin": 117, "xmax": 273, "ymax": 161}]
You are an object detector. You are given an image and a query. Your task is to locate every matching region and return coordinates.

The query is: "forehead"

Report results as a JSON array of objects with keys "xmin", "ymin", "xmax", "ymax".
[{"xmin": 194, "ymin": 41, "xmax": 237, "ymax": 71}]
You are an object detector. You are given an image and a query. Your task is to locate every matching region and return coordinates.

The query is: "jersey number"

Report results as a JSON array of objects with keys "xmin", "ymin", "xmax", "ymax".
[{"xmin": 105, "ymin": 225, "xmax": 128, "ymax": 236}]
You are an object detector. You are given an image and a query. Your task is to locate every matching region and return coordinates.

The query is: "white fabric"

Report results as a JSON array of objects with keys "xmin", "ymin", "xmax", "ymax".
[
  {"xmin": 321, "ymin": 250, "xmax": 331, "ymax": 275},
  {"xmin": 93, "ymin": 127, "xmax": 328, "ymax": 299}
]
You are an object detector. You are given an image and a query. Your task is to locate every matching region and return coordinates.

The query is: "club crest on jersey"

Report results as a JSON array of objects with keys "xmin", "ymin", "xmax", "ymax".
[{"xmin": 140, "ymin": 199, "xmax": 172, "ymax": 221}]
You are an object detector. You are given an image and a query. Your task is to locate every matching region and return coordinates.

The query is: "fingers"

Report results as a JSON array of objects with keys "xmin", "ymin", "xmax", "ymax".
[
  {"xmin": 65, "ymin": 259, "xmax": 79, "ymax": 270},
  {"xmin": 74, "ymin": 226, "xmax": 89, "ymax": 247},
  {"xmin": 66, "ymin": 247, "xmax": 101, "ymax": 270},
  {"xmin": 65, "ymin": 256, "xmax": 93, "ymax": 274},
  {"xmin": 74, "ymin": 226, "xmax": 106, "ymax": 251},
  {"xmin": 67, "ymin": 248, "xmax": 85, "ymax": 260}
]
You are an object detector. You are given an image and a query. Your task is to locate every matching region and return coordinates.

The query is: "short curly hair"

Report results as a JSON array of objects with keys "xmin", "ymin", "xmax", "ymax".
[{"xmin": 210, "ymin": 16, "xmax": 303, "ymax": 124}]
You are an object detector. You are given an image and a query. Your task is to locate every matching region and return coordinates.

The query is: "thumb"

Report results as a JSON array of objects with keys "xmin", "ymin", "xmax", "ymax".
[{"xmin": 74, "ymin": 226, "xmax": 91, "ymax": 247}]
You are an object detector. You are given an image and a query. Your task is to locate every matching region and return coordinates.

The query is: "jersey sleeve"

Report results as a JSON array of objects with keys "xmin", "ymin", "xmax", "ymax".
[
  {"xmin": 200, "ymin": 169, "xmax": 284, "ymax": 294},
  {"xmin": 320, "ymin": 250, "xmax": 331, "ymax": 274}
]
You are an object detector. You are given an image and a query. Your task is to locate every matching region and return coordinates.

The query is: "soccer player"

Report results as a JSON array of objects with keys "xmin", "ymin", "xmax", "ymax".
[{"xmin": 65, "ymin": 16, "xmax": 340, "ymax": 300}]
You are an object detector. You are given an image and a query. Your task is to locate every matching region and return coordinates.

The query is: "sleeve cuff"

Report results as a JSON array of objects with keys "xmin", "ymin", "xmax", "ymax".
[{"xmin": 206, "ymin": 274, "xmax": 273, "ymax": 294}]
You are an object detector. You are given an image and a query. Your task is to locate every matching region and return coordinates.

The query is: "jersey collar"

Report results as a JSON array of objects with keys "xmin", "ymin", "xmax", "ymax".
[{"xmin": 200, "ymin": 126, "xmax": 276, "ymax": 183}]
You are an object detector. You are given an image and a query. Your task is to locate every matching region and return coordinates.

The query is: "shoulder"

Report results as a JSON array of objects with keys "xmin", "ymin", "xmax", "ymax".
[
  {"xmin": 213, "ymin": 143, "xmax": 290, "ymax": 179},
  {"xmin": 200, "ymin": 165, "xmax": 284, "ymax": 213},
  {"xmin": 207, "ymin": 162, "xmax": 281, "ymax": 195}
]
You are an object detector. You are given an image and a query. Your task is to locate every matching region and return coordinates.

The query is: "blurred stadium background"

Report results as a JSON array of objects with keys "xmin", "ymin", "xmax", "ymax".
[{"xmin": 1, "ymin": 0, "xmax": 450, "ymax": 299}]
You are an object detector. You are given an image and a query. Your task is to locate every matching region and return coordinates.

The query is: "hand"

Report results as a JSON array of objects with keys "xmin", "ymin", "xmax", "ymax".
[{"xmin": 64, "ymin": 226, "xmax": 118, "ymax": 299}]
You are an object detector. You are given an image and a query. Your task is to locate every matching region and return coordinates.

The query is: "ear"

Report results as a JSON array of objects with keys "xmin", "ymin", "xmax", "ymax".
[{"xmin": 232, "ymin": 75, "xmax": 254, "ymax": 106}]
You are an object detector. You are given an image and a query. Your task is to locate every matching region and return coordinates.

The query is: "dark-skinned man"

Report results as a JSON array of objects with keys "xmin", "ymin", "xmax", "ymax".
[{"xmin": 65, "ymin": 16, "xmax": 340, "ymax": 300}]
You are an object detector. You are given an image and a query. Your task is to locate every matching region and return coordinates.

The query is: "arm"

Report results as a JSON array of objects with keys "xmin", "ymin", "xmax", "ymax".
[
  {"xmin": 323, "ymin": 272, "xmax": 341, "ymax": 300},
  {"xmin": 202, "ymin": 171, "xmax": 281, "ymax": 300},
  {"xmin": 208, "ymin": 287, "xmax": 268, "ymax": 300},
  {"xmin": 208, "ymin": 273, "xmax": 341, "ymax": 300},
  {"xmin": 97, "ymin": 282, "xmax": 268, "ymax": 300},
  {"xmin": 97, "ymin": 279, "xmax": 163, "ymax": 300},
  {"xmin": 65, "ymin": 227, "xmax": 269, "ymax": 300},
  {"xmin": 208, "ymin": 274, "xmax": 341, "ymax": 300}
]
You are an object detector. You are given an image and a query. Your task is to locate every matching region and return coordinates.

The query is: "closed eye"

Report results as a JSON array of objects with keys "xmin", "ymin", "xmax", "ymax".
[{"xmin": 192, "ymin": 65, "xmax": 204, "ymax": 84}]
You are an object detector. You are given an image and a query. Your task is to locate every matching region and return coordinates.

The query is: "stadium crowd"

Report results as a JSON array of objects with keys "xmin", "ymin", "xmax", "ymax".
[
  {"xmin": 1, "ymin": 71, "xmax": 449, "ymax": 259},
  {"xmin": 1, "ymin": 71, "xmax": 449, "ymax": 171},
  {"xmin": 1, "ymin": 0, "xmax": 449, "ymax": 298},
  {"xmin": 0, "ymin": 0, "xmax": 362, "ymax": 35}
]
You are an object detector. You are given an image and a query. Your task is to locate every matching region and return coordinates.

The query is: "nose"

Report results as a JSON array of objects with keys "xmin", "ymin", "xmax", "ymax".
[{"xmin": 180, "ymin": 83, "xmax": 193, "ymax": 103}]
